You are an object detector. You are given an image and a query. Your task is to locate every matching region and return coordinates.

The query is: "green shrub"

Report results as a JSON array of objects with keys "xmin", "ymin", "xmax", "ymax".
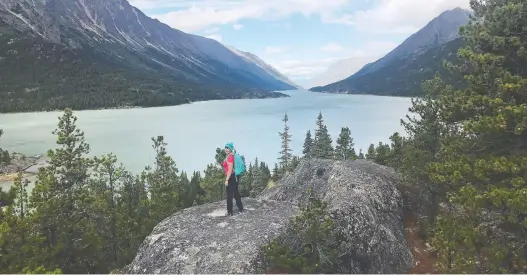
[{"xmin": 262, "ymin": 189, "xmax": 339, "ymax": 273}]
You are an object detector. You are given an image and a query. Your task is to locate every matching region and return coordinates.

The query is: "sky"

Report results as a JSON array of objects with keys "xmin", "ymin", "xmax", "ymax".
[{"xmin": 128, "ymin": 0, "xmax": 471, "ymax": 85}]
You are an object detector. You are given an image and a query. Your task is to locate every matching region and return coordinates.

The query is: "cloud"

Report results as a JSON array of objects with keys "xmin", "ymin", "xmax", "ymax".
[
  {"xmin": 130, "ymin": 0, "xmax": 469, "ymax": 35},
  {"xmin": 132, "ymin": 0, "xmax": 351, "ymax": 32},
  {"xmin": 270, "ymin": 58, "xmax": 341, "ymax": 79},
  {"xmin": 321, "ymin": 43, "xmax": 344, "ymax": 52},
  {"xmin": 233, "ymin": 24, "xmax": 244, "ymax": 30},
  {"xmin": 269, "ymin": 40, "xmax": 398, "ymax": 81},
  {"xmin": 348, "ymin": 0, "xmax": 471, "ymax": 34},
  {"xmin": 205, "ymin": 34, "xmax": 223, "ymax": 42},
  {"xmin": 204, "ymin": 27, "xmax": 220, "ymax": 33},
  {"xmin": 264, "ymin": 46, "xmax": 287, "ymax": 55}
]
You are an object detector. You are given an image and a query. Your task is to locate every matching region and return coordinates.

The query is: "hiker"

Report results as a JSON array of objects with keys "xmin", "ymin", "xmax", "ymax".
[{"xmin": 223, "ymin": 142, "xmax": 244, "ymax": 216}]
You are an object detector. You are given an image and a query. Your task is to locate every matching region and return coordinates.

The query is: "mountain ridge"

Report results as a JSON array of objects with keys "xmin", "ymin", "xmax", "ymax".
[
  {"xmin": 303, "ymin": 56, "xmax": 377, "ymax": 89},
  {"xmin": 353, "ymin": 7, "xmax": 471, "ymax": 77},
  {"xmin": 309, "ymin": 7, "xmax": 471, "ymax": 96},
  {"xmin": 0, "ymin": 0, "xmax": 297, "ymax": 113}
]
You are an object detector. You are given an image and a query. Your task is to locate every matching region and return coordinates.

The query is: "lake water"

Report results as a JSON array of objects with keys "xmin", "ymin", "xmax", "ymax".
[{"xmin": 0, "ymin": 90, "xmax": 412, "ymax": 176}]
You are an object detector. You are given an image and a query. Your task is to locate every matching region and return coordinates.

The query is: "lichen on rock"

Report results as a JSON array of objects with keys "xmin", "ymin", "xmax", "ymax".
[
  {"xmin": 121, "ymin": 198, "xmax": 298, "ymax": 274},
  {"xmin": 259, "ymin": 159, "xmax": 414, "ymax": 273}
]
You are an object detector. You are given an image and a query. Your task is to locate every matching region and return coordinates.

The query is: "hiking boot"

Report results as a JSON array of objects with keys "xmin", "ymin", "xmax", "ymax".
[{"xmin": 226, "ymin": 211, "xmax": 234, "ymax": 216}]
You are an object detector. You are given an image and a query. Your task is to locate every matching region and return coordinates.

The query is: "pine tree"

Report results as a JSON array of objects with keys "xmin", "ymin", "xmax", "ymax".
[
  {"xmin": 278, "ymin": 113, "xmax": 293, "ymax": 170},
  {"xmin": 215, "ymin": 147, "xmax": 227, "ymax": 166},
  {"xmin": 405, "ymin": 1, "xmax": 527, "ymax": 272},
  {"xmin": 186, "ymin": 171, "xmax": 203, "ymax": 206},
  {"xmin": 372, "ymin": 142, "xmax": 391, "ymax": 165},
  {"xmin": 29, "ymin": 108, "xmax": 100, "ymax": 273},
  {"xmin": 365, "ymin": 144, "xmax": 376, "ymax": 160},
  {"xmin": 387, "ymin": 132, "xmax": 405, "ymax": 169},
  {"xmin": 116, "ymin": 173, "xmax": 150, "ymax": 266},
  {"xmin": 334, "ymin": 127, "xmax": 357, "ymax": 160},
  {"xmin": 271, "ymin": 163, "xmax": 279, "ymax": 182},
  {"xmin": 0, "ymin": 173, "xmax": 58, "ymax": 273},
  {"xmin": 146, "ymin": 136, "xmax": 182, "ymax": 223},
  {"xmin": 302, "ymin": 130, "xmax": 314, "ymax": 157},
  {"xmin": 357, "ymin": 149, "xmax": 365, "ymax": 159},
  {"xmin": 91, "ymin": 153, "xmax": 128, "ymax": 269},
  {"xmin": 312, "ymin": 112, "xmax": 333, "ymax": 159},
  {"xmin": 290, "ymin": 156, "xmax": 301, "ymax": 171},
  {"xmin": 200, "ymin": 163, "xmax": 225, "ymax": 203}
]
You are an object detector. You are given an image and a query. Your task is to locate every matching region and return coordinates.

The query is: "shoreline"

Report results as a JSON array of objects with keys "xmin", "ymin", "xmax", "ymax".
[
  {"xmin": 308, "ymin": 90, "xmax": 419, "ymax": 99},
  {"xmin": 0, "ymin": 153, "xmax": 49, "ymax": 190},
  {"xmin": 0, "ymin": 91, "xmax": 291, "ymax": 115}
]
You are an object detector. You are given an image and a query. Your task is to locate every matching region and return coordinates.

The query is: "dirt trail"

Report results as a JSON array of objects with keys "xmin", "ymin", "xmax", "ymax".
[{"xmin": 405, "ymin": 212, "xmax": 439, "ymax": 274}]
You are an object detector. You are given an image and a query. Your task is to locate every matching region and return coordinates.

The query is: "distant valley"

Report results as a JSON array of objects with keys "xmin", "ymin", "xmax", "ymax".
[{"xmin": 0, "ymin": 0, "xmax": 297, "ymax": 113}]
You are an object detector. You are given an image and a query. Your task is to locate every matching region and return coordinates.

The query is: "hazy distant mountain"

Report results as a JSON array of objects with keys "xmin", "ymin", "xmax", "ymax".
[
  {"xmin": 0, "ymin": 0, "xmax": 296, "ymax": 112},
  {"xmin": 227, "ymin": 46, "xmax": 300, "ymax": 89},
  {"xmin": 303, "ymin": 57, "xmax": 375, "ymax": 89},
  {"xmin": 310, "ymin": 7, "xmax": 471, "ymax": 96}
]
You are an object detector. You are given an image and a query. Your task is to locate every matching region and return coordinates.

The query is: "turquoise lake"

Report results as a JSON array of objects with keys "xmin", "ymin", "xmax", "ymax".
[{"xmin": 0, "ymin": 90, "xmax": 413, "ymax": 175}]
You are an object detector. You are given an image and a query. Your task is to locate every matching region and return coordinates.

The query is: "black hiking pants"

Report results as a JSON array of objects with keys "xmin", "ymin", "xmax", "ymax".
[{"xmin": 226, "ymin": 174, "xmax": 243, "ymax": 214}]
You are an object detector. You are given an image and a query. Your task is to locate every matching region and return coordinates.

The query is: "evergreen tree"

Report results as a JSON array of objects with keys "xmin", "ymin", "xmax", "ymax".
[
  {"xmin": 334, "ymin": 127, "xmax": 357, "ymax": 160},
  {"xmin": 250, "ymin": 157, "xmax": 266, "ymax": 197},
  {"xmin": 357, "ymin": 149, "xmax": 365, "ymax": 159},
  {"xmin": 302, "ymin": 130, "xmax": 314, "ymax": 157},
  {"xmin": 312, "ymin": 112, "xmax": 334, "ymax": 159},
  {"xmin": 271, "ymin": 163, "xmax": 279, "ymax": 182},
  {"xmin": 0, "ymin": 173, "xmax": 58, "ymax": 273},
  {"xmin": 259, "ymin": 161, "xmax": 272, "ymax": 189},
  {"xmin": 403, "ymin": 1, "xmax": 527, "ymax": 272},
  {"xmin": 290, "ymin": 156, "xmax": 301, "ymax": 171},
  {"xmin": 146, "ymin": 136, "xmax": 182, "ymax": 223},
  {"xmin": 278, "ymin": 113, "xmax": 293, "ymax": 170},
  {"xmin": 29, "ymin": 108, "xmax": 101, "ymax": 273},
  {"xmin": 372, "ymin": 142, "xmax": 391, "ymax": 165},
  {"xmin": 116, "ymin": 173, "xmax": 150, "ymax": 266},
  {"xmin": 200, "ymin": 163, "xmax": 225, "ymax": 203},
  {"xmin": 183, "ymin": 171, "xmax": 203, "ymax": 207},
  {"xmin": 91, "ymin": 153, "xmax": 127, "ymax": 269},
  {"xmin": 387, "ymin": 132, "xmax": 405, "ymax": 169},
  {"xmin": 215, "ymin": 147, "xmax": 227, "ymax": 166},
  {"xmin": 365, "ymin": 144, "xmax": 376, "ymax": 160}
]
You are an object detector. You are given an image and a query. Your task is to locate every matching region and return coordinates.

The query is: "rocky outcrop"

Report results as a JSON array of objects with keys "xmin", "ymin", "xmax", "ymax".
[
  {"xmin": 259, "ymin": 159, "xmax": 414, "ymax": 273},
  {"xmin": 122, "ymin": 159, "xmax": 414, "ymax": 274},
  {"xmin": 121, "ymin": 198, "xmax": 298, "ymax": 274}
]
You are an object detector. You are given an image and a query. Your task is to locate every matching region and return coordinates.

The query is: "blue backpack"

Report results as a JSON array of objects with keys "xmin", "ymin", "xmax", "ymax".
[{"xmin": 232, "ymin": 152, "xmax": 246, "ymax": 176}]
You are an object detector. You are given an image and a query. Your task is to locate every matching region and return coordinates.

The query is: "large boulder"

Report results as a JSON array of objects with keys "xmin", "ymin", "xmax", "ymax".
[
  {"xmin": 258, "ymin": 159, "xmax": 414, "ymax": 273},
  {"xmin": 122, "ymin": 159, "xmax": 414, "ymax": 274},
  {"xmin": 121, "ymin": 198, "xmax": 298, "ymax": 274}
]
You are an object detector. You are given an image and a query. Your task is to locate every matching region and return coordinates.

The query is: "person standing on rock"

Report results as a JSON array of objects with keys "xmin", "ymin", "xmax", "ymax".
[{"xmin": 223, "ymin": 142, "xmax": 244, "ymax": 216}]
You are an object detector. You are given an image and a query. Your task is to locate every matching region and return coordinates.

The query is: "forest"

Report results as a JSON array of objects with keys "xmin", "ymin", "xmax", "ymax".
[{"xmin": 1, "ymin": 0, "xmax": 526, "ymax": 273}]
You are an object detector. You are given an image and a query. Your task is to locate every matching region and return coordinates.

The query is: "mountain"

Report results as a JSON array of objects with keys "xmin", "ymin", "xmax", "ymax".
[
  {"xmin": 303, "ymin": 57, "xmax": 376, "ymax": 89},
  {"xmin": 227, "ymin": 46, "xmax": 301, "ymax": 89},
  {"xmin": 313, "ymin": 38, "xmax": 465, "ymax": 96},
  {"xmin": 0, "ymin": 0, "xmax": 297, "ymax": 113},
  {"xmin": 310, "ymin": 7, "xmax": 471, "ymax": 96}
]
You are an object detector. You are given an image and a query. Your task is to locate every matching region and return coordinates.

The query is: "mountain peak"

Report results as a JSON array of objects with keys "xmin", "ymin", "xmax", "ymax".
[{"xmin": 442, "ymin": 7, "xmax": 472, "ymax": 16}]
